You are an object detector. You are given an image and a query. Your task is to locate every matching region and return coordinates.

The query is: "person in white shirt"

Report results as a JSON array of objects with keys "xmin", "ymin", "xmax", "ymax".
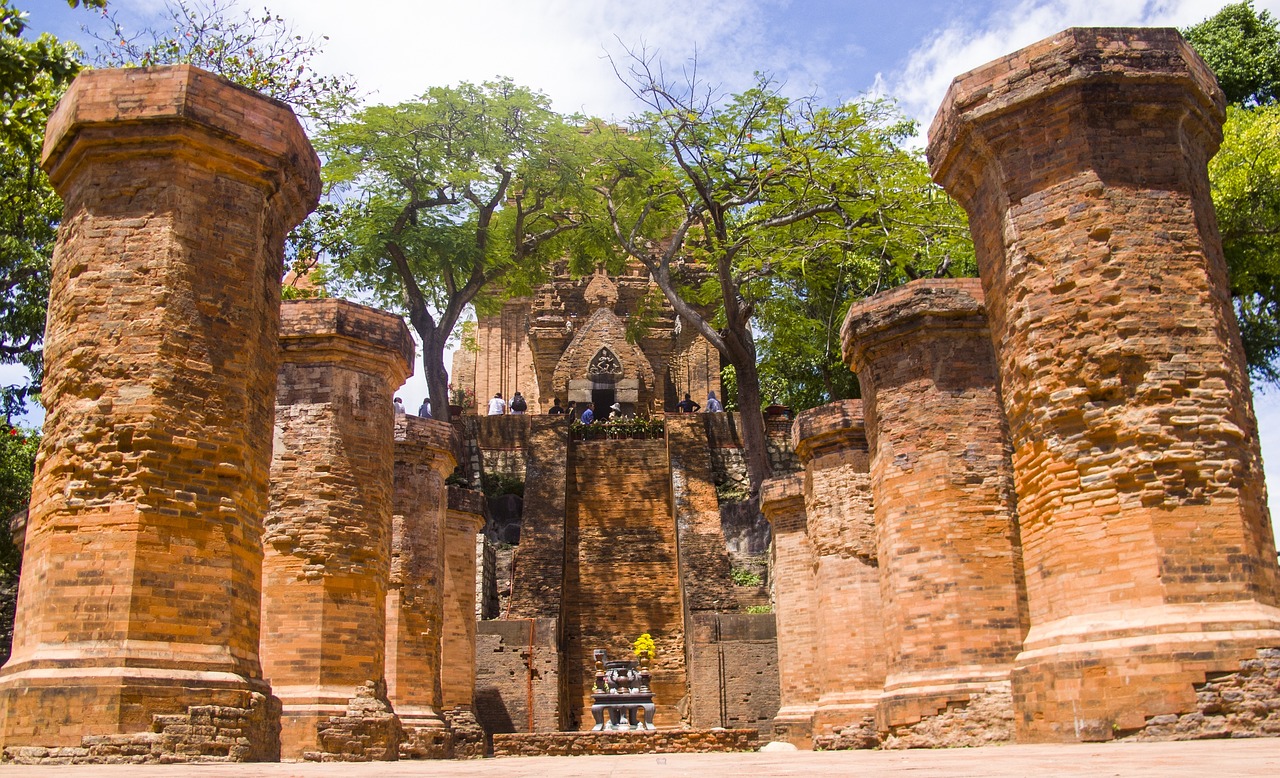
[{"xmin": 488, "ymin": 392, "xmax": 507, "ymax": 415}]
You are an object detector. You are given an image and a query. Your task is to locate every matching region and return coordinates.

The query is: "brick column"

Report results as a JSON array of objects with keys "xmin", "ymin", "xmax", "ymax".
[
  {"xmin": 791, "ymin": 401, "xmax": 886, "ymax": 746},
  {"xmin": 442, "ymin": 486, "xmax": 486, "ymax": 711},
  {"xmin": 842, "ymin": 280, "xmax": 1026, "ymax": 738},
  {"xmin": 387, "ymin": 415, "xmax": 459, "ymax": 758},
  {"xmin": 262, "ymin": 299, "xmax": 413, "ymax": 760},
  {"xmin": 928, "ymin": 28, "xmax": 1280, "ymax": 741},
  {"xmin": 760, "ymin": 473, "xmax": 817, "ymax": 748},
  {"xmin": 0, "ymin": 66, "xmax": 318, "ymax": 759}
]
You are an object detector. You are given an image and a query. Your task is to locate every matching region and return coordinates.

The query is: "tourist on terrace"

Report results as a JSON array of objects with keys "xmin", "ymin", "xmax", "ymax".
[
  {"xmin": 418, "ymin": 398, "xmax": 432, "ymax": 418},
  {"xmin": 580, "ymin": 402, "xmax": 595, "ymax": 424},
  {"xmin": 510, "ymin": 391, "xmax": 528, "ymax": 414},
  {"xmin": 548, "ymin": 398, "xmax": 566, "ymax": 415},
  {"xmin": 677, "ymin": 392, "xmax": 700, "ymax": 413},
  {"xmin": 393, "ymin": 397, "xmax": 405, "ymax": 415},
  {"xmin": 488, "ymin": 392, "xmax": 506, "ymax": 415},
  {"xmin": 705, "ymin": 391, "xmax": 723, "ymax": 412}
]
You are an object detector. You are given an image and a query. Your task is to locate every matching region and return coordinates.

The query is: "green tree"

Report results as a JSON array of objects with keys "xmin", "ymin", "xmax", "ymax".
[
  {"xmin": 0, "ymin": 423, "xmax": 37, "ymax": 662},
  {"xmin": 1185, "ymin": 2, "xmax": 1280, "ymax": 383},
  {"xmin": 320, "ymin": 80, "xmax": 598, "ymax": 421},
  {"xmin": 0, "ymin": 0, "xmax": 89, "ymax": 410},
  {"xmin": 596, "ymin": 54, "xmax": 963, "ymax": 493}
]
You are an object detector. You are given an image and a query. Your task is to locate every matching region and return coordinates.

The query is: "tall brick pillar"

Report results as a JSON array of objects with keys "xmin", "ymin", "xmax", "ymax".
[
  {"xmin": 441, "ymin": 486, "xmax": 487, "ymax": 758},
  {"xmin": 760, "ymin": 473, "xmax": 817, "ymax": 748},
  {"xmin": 386, "ymin": 415, "xmax": 459, "ymax": 758},
  {"xmin": 842, "ymin": 280, "xmax": 1027, "ymax": 740},
  {"xmin": 791, "ymin": 401, "xmax": 886, "ymax": 747},
  {"xmin": 262, "ymin": 299, "xmax": 414, "ymax": 760},
  {"xmin": 0, "ymin": 66, "xmax": 318, "ymax": 759},
  {"xmin": 928, "ymin": 28, "xmax": 1280, "ymax": 741}
]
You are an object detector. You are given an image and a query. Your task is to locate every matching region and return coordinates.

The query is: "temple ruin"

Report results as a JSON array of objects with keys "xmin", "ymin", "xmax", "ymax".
[{"xmin": 3, "ymin": 24, "xmax": 1280, "ymax": 764}]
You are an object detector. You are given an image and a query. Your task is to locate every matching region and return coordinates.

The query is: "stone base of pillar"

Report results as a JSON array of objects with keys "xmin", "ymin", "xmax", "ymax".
[
  {"xmin": 771, "ymin": 705, "xmax": 816, "ymax": 749},
  {"xmin": 876, "ymin": 666, "xmax": 1012, "ymax": 730},
  {"xmin": 0, "ymin": 669, "xmax": 277, "ymax": 763},
  {"xmin": 879, "ymin": 680, "xmax": 1014, "ymax": 750},
  {"xmin": 281, "ymin": 681, "xmax": 402, "ymax": 761},
  {"xmin": 1012, "ymin": 601, "xmax": 1280, "ymax": 742},
  {"xmin": 443, "ymin": 706, "xmax": 486, "ymax": 759},
  {"xmin": 396, "ymin": 707, "xmax": 450, "ymax": 759},
  {"xmin": 811, "ymin": 691, "xmax": 879, "ymax": 739}
]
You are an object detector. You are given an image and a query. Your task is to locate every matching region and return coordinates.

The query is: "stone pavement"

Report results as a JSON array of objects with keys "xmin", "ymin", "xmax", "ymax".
[{"xmin": 2, "ymin": 739, "xmax": 1278, "ymax": 777}]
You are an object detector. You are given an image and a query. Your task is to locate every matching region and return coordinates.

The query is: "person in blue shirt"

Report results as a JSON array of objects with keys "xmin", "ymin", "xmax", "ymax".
[
  {"xmin": 705, "ymin": 391, "xmax": 723, "ymax": 412},
  {"xmin": 580, "ymin": 402, "xmax": 595, "ymax": 424}
]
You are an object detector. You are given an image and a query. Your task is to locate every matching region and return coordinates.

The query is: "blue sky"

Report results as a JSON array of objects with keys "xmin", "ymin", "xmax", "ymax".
[{"xmin": 16, "ymin": 0, "xmax": 1280, "ymax": 539}]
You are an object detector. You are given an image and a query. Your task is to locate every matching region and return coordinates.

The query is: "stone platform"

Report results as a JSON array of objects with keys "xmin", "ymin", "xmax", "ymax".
[{"xmin": 491, "ymin": 729, "xmax": 758, "ymax": 757}]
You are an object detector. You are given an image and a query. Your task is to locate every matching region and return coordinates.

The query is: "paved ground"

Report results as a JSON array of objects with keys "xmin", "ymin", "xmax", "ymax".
[{"xmin": 2, "ymin": 739, "xmax": 1278, "ymax": 777}]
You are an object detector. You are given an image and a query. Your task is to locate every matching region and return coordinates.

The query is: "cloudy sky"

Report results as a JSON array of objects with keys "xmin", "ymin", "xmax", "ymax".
[{"xmin": 20, "ymin": 0, "xmax": 1280, "ymax": 529}]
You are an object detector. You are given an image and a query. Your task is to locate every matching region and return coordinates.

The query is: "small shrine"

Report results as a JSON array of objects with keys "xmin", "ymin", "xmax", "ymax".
[{"xmin": 590, "ymin": 649, "xmax": 656, "ymax": 732}]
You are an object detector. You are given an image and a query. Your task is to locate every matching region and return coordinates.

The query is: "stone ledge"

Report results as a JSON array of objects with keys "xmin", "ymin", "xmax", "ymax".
[
  {"xmin": 492, "ymin": 728, "xmax": 759, "ymax": 757},
  {"xmin": 791, "ymin": 400, "xmax": 867, "ymax": 464}
]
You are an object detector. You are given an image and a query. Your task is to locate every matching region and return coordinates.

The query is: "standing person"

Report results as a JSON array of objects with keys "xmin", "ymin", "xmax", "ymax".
[
  {"xmin": 418, "ymin": 398, "xmax": 432, "ymax": 418},
  {"xmin": 580, "ymin": 402, "xmax": 595, "ymax": 424},
  {"xmin": 567, "ymin": 400, "xmax": 578, "ymax": 421},
  {"xmin": 609, "ymin": 402, "xmax": 627, "ymax": 419},
  {"xmin": 677, "ymin": 392, "xmax": 700, "ymax": 413},
  {"xmin": 394, "ymin": 397, "xmax": 405, "ymax": 415},
  {"xmin": 705, "ymin": 391, "xmax": 723, "ymax": 413},
  {"xmin": 488, "ymin": 392, "xmax": 506, "ymax": 416},
  {"xmin": 548, "ymin": 398, "xmax": 566, "ymax": 415},
  {"xmin": 510, "ymin": 391, "xmax": 528, "ymax": 415}
]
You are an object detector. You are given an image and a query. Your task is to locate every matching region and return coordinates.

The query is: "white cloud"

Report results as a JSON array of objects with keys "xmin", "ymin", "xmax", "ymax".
[{"xmin": 889, "ymin": 0, "xmax": 1280, "ymax": 133}]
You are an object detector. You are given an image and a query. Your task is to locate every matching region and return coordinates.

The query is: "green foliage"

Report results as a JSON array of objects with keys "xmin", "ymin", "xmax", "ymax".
[
  {"xmin": 319, "ymin": 79, "xmax": 603, "ymax": 420},
  {"xmin": 1184, "ymin": 1, "xmax": 1280, "ymax": 107},
  {"xmin": 1186, "ymin": 3, "xmax": 1280, "ymax": 383},
  {"xmin": 0, "ymin": 425, "xmax": 38, "ymax": 577},
  {"xmin": 480, "ymin": 471, "xmax": 524, "ymax": 499},
  {"xmin": 744, "ymin": 604, "xmax": 772, "ymax": 614},
  {"xmin": 730, "ymin": 566, "xmax": 763, "ymax": 587},
  {"xmin": 570, "ymin": 417, "xmax": 665, "ymax": 440},
  {"xmin": 0, "ymin": 0, "xmax": 85, "ymax": 394}
]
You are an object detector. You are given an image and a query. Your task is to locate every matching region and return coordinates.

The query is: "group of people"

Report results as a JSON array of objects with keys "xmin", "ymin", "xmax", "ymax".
[{"xmin": 396, "ymin": 390, "xmax": 724, "ymax": 419}]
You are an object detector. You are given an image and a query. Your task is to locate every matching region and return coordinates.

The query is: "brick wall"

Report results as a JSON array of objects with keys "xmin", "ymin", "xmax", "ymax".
[
  {"xmin": 475, "ymin": 619, "xmax": 562, "ymax": 734},
  {"xmin": 442, "ymin": 487, "xmax": 485, "ymax": 711},
  {"xmin": 685, "ymin": 613, "xmax": 780, "ymax": 735}
]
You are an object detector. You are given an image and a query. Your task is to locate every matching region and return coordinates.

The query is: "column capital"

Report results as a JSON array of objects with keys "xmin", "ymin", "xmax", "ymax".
[
  {"xmin": 791, "ymin": 400, "xmax": 868, "ymax": 467},
  {"xmin": 760, "ymin": 473, "xmax": 806, "ymax": 532},
  {"xmin": 280, "ymin": 298, "xmax": 415, "ymax": 388},
  {"xmin": 842, "ymin": 278, "xmax": 986, "ymax": 374}
]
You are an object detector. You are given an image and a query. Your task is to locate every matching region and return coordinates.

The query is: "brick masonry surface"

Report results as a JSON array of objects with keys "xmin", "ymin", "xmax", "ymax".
[
  {"xmin": 928, "ymin": 27, "xmax": 1280, "ymax": 742},
  {"xmin": 843, "ymin": 280, "xmax": 1026, "ymax": 736},
  {"xmin": 791, "ymin": 401, "xmax": 886, "ymax": 743},
  {"xmin": 261, "ymin": 298, "xmax": 413, "ymax": 760},
  {"xmin": 491, "ymin": 728, "xmax": 758, "ymax": 757},
  {"xmin": 443, "ymin": 487, "xmax": 486, "ymax": 712},
  {"xmin": 0, "ymin": 65, "xmax": 318, "ymax": 761},
  {"xmin": 475, "ymin": 618, "xmax": 562, "ymax": 735},
  {"xmin": 387, "ymin": 416, "xmax": 460, "ymax": 758}
]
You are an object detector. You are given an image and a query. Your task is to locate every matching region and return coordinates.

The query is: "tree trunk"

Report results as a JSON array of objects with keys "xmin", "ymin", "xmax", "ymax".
[
  {"xmin": 728, "ymin": 347, "xmax": 773, "ymax": 496},
  {"xmin": 416, "ymin": 322, "xmax": 453, "ymax": 424}
]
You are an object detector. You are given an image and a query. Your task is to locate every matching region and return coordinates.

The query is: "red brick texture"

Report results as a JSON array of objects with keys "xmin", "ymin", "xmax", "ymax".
[
  {"xmin": 442, "ymin": 487, "xmax": 486, "ymax": 712},
  {"xmin": 928, "ymin": 28, "xmax": 1280, "ymax": 741},
  {"xmin": 261, "ymin": 299, "xmax": 413, "ymax": 759},
  {"xmin": 842, "ymin": 281, "xmax": 1026, "ymax": 734},
  {"xmin": 386, "ymin": 416, "xmax": 460, "ymax": 756},
  {"xmin": 760, "ymin": 473, "xmax": 818, "ymax": 747},
  {"xmin": 0, "ymin": 65, "xmax": 318, "ymax": 759},
  {"xmin": 791, "ymin": 402, "xmax": 887, "ymax": 741}
]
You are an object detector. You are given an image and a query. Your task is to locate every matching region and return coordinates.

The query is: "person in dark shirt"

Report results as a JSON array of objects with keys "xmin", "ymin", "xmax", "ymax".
[
  {"xmin": 548, "ymin": 398, "xmax": 566, "ymax": 415},
  {"xmin": 677, "ymin": 392, "xmax": 700, "ymax": 413}
]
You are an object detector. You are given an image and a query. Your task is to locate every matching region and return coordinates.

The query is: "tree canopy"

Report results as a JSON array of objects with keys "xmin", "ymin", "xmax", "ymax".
[
  {"xmin": 319, "ymin": 79, "xmax": 601, "ymax": 421},
  {"xmin": 595, "ymin": 52, "xmax": 972, "ymax": 493},
  {"xmin": 1185, "ymin": 1, "xmax": 1280, "ymax": 384}
]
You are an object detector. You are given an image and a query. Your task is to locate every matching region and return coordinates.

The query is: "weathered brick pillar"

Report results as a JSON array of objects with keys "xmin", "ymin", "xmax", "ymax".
[
  {"xmin": 262, "ymin": 299, "xmax": 414, "ymax": 760},
  {"xmin": 441, "ymin": 486, "xmax": 487, "ymax": 759},
  {"xmin": 0, "ymin": 66, "xmax": 318, "ymax": 759},
  {"xmin": 842, "ymin": 280, "xmax": 1026, "ymax": 740},
  {"xmin": 928, "ymin": 28, "xmax": 1280, "ymax": 741},
  {"xmin": 760, "ymin": 473, "xmax": 818, "ymax": 748},
  {"xmin": 386, "ymin": 415, "xmax": 459, "ymax": 758},
  {"xmin": 791, "ymin": 401, "xmax": 886, "ymax": 747},
  {"xmin": 442, "ymin": 486, "xmax": 486, "ymax": 711}
]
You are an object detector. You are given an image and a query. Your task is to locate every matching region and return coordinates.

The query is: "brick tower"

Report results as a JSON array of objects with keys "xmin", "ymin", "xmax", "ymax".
[
  {"xmin": 928, "ymin": 28, "xmax": 1280, "ymax": 740},
  {"xmin": 0, "ymin": 65, "xmax": 318, "ymax": 760}
]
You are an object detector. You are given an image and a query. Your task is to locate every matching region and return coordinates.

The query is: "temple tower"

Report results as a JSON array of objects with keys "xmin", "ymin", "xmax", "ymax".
[
  {"xmin": 842, "ymin": 279, "xmax": 1026, "ymax": 737},
  {"xmin": 0, "ymin": 65, "xmax": 318, "ymax": 759},
  {"xmin": 261, "ymin": 299, "xmax": 413, "ymax": 759},
  {"xmin": 928, "ymin": 28, "xmax": 1280, "ymax": 740}
]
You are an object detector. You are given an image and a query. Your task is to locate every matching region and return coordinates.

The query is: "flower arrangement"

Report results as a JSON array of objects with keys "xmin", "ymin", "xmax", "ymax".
[{"xmin": 633, "ymin": 632, "xmax": 656, "ymax": 660}]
